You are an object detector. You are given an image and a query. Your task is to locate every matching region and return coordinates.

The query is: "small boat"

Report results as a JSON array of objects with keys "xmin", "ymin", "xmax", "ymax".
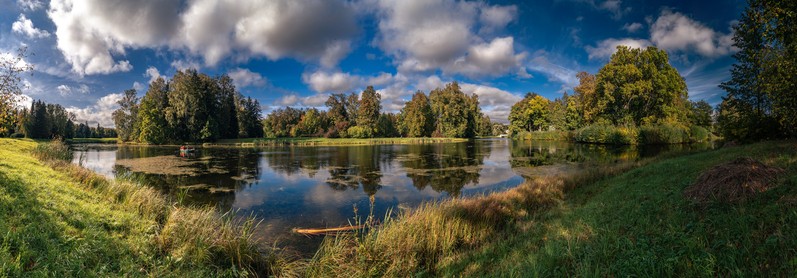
[{"xmin": 178, "ymin": 146, "xmax": 198, "ymax": 157}]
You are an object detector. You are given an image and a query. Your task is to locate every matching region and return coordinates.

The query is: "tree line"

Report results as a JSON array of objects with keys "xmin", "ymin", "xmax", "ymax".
[
  {"xmin": 113, "ymin": 69, "xmax": 264, "ymax": 144},
  {"xmin": 264, "ymin": 82, "xmax": 492, "ymax": 139},
  {"xmin": 509, "ymin": 46, "xmax": 714, "ymax": 144},
  {"xmin": 5, "ymin": 99, "xmax": 116, "ymax": 139}
]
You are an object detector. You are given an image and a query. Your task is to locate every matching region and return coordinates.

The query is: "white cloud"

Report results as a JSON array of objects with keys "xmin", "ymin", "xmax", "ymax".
[
  {"xmin": 598, "ymin": 0, "xmax": 630, "ymax": 19},
  {"xmin": 46, "ymin": 0, "xmax": 359, "ymax": 75},
  {"xmin": 447, "ymin": 37, "xmax": 529, "ymax": 78},
  {"xmin": 276, "ymin": 93, "xmax": 329, "ymax": 107},
  {"xmin": 12, "ymin": 14, "xmax": 50, "ymax": 38},
  {"xmin": 17, "ymin": 0, "xmax": 44, "ymax": 11},
  {"xmin": 170, "ymin": 59, "xmax": 200, "ymax": 71},
  {"xmin": 526, "ymin": 51, "xmax": 579, "ymax": 87},
  {"xmin": 460, "ymin": 83, "xmax": 522, "ymax": 108},
  {"xmin": 303, "ymin": 71, "xmax": 362, "ymax": 93},
  {"xmin": 56, "ymin": 84, "xmax": 90, "ymax": 96},
  {"xmin": 67, "ymin": 93, "xmax": 122, "ymax": 127},
  {"xmin": 371, "ymin": 0, "xmax": 526, "ymax": 78},
  {"xmin": 228, "ymin": 68, "xmax": 267, "ymax": 88},
  {"xmin": 16, "ymin": 94, "xmax": 33, "ymax": 109},
  {"xmin": 585, "ymin": 38, "xmax": 652, "ymax": 60},
  {"xmin": 479, "ymin": 5, "xmax": 518, "ymax": 34},
  {"xmin": 132, "ymin": 81, "xmax": 144, "ymax": 91},
  {"xmin": 650, "ymin": 10, "xmax": 735, "ymax": 57},
  {"xmin": 145, "ymin": 66, "xmax": 161, "ymax": 84},
  {"xmin": 622, "ymin": 22, "xmax": 643, "ymax": 33},
  {"xmin": 367, "ymin": 72, "xmax": 396, "ymax": 87},
  {"xmin": 56, "ymin": 85, "xmax": 71, "ymax": 96}
]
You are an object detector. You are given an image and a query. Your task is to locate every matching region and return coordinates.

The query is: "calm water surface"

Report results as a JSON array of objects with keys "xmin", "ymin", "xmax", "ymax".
[{"xmin": 71, "ymin": 139, "xmax": 711, "ymax": 254}]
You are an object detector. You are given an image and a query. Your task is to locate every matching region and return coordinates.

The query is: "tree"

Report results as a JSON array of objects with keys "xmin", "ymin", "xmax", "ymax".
[
  {"xmin": 112, "ymin": 89, "xmax": 139, "ymax": 142},
  {"xmin": 689, "ymin": 100, "xmax": 714, "ymax": 129},
  {"xmin": 508, "ymin": 93, "xmax": 550, "ymax": 134},
  {"xmin": 355, "ymin": 86, "xmax": 381, "ymax": 137},
  {"xmin": 137, "ymin": 77, "xmax": 171, "ymax": 144},
  {"xmin": 398, "ymin": 91, "xmax": 434, "ymax": 137},
  {"xmin": 237, "ymin": 96, "xmax": 263, "ymax": 138},
  {"xmin": 24, "ymin": 100, "xmax": 50, "ymax": 139},
  {"xmin": 573, "ymin": 71, "xmax": 597, "ymax": 124},
  {"xmin": 0, "ymin": 47, "xmax": 33, "ymax": 136},
  {"xmin": 292, "ymin": 108, "xmax": 325, "ymax": 137},
  {"xmin": 376, "ymin": 113, "xmax": 399, "ymax": 137},
  {"xmin": 593, "ymin": 46, "xmax": 689, "ymax": 126},
  {"xmin": 429, "ymin": 82, "xmax": 481, "ymax": 138}
]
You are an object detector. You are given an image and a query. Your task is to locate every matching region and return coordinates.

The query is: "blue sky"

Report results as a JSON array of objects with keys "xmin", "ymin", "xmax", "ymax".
[{"xmin": 0, "ymin": 0, "xmax": 746, "ymax": 126}]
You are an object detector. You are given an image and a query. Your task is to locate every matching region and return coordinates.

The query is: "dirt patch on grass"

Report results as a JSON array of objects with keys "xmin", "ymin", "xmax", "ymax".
[{"xmin": 685, "ymin": 157, "xmax": 784, "ymax": 204}]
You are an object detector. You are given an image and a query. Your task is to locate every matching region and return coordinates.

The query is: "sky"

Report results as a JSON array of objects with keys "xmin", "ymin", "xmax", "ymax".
[{"xmin": 0, "ymin": 0, "xmax": 747, "ymax": 126}]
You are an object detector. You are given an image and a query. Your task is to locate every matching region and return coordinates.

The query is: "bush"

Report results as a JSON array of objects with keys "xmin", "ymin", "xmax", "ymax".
[
  {"xmin": 10, "ymin": 133, "xmax": 24, "ymax": 138},
  {"xmin": 515, "ymin": 130, "xmax": 571, "ymax": 141},
  {"xmin": 638, "ymin": 123, "xmax": 690, "ymax": 144},
  {"xmin": 347, "ymin": 126, "xmax": 374, "ymax": 138},
  {"xmin": 688, "ymin": 125, "xmax": 709, "ymax": 143},
  {"xmin": 574, "ymin": 125, "xmax": 637, "ymax": 145}
]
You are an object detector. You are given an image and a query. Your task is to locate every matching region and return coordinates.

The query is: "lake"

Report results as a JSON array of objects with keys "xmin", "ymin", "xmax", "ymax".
[{"xmin": 71, "ymin": 139, "xmax": 712, "ymax": 254}]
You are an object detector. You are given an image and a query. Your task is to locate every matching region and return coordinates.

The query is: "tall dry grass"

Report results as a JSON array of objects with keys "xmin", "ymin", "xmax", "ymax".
[{"xmin": 300, "ymin": 158, "xmax": 650, "ymax": 276}]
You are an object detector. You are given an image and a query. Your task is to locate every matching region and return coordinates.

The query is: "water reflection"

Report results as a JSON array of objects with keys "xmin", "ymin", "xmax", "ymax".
[{"xmin": 71, "ymin": 139, "xmax": 712, "ymax": 254}]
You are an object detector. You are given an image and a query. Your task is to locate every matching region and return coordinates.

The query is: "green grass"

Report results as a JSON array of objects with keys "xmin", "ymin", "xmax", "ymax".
[
  {"xmin": 66, "ymin": 138, "xmax": 119, "ymax": 144},
  {"xmin": 208, "ymin": 137, "xmax": 469, "ymax": 147},
  {"xmin": 0, "ymin": 139, "xmax": 290, "ymax": 277},
  {"xmin": 298, "ymin": 141, "xmax": 797, "ymax": 276}
]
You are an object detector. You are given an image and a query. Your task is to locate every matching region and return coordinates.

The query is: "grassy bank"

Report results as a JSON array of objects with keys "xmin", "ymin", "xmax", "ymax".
[
  {"xmin": 206, "ymin": 137, "xmax": 469, "ymax": 147},
  {"xmin": 297, "ymin": 141, "xmax": 797, "ymax": 276},
  {"xmin": 0, "ymin": 139, "xmax": 291, "ymax": 276}
]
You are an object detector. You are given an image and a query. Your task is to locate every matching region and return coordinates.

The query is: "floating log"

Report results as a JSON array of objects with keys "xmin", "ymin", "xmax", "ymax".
[{"xmin": 292, "ymin": 225, "xmax": 366, "ymax": 236}]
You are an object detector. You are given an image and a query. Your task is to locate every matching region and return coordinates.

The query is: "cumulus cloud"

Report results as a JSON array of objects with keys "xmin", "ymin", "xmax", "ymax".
[
  {"xmin": 12, "ymin": 14, "xmax": 50, "ymax": 38},
  {"xmin": 447, "ymin": 37, "xmax": 529, "ymax": 78},
  {"xmin": 371, "ymin": 0, "xmax": 526, "ymax": 78},
  {"xmin": 228, "ymin": 68, "xmax": 267, "ymax": 88},
  {"xmin": 622, "ymin": 22, "xmax": 643, "ymax": 33},
  {"xmin": 585, "ymin": 38, "xmax": 652, "ymax": 60},
  {"xmin": 479, "ymin": 5, "xmax": 518, "ymax": 34},
  {"xmin": 303, "ymin": 71, "xmax": 362, "ymax": 93},
  {"xmin": 46, "ymin": 0, "xmax": 359, "ymax": 75},
  {"xmin": 650, "ymin": 10, "xmax": 735, "ymax": 57},
  {"xmin": 67, "ymin": 93, "xmax": 122, "ymax": 127}
]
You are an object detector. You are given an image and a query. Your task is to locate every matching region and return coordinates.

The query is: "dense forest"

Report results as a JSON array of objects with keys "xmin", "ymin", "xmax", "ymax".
[
  {"xmin": 264, "ymin": 82, "xmax": 491, "ymax": 139},
  {"xmin": 113, "ymin": 69, "xmax": 264, "ymax": 144}
]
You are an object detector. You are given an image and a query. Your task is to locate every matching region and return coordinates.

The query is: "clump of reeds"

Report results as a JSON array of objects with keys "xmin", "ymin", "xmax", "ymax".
[
  {"xmin": 32, "ymin": 138, "xmax": 72, "ymax": 161},
  {"xmin": 685, "ymin": 157, "xmax": 785, "ymax": 204}
]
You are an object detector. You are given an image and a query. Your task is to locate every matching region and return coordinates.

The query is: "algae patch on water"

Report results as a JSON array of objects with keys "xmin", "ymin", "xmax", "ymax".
[{"xmin": 115, "ymin": 155, "xmax": 229, "ymax": 176}]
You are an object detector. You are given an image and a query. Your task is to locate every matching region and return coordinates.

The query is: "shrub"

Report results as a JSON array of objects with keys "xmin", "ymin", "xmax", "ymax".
[
  {"xmin": 10, "ymin": 133, "xmax": 24, "ymax": 138},
  {"xmin": 638, "ymin": 123, "xmax": 690, "ymax": 144},
  {"xmin": 574, "ymin": 125, "xmax": 637, "ymax": 145},
  {"xmin": 347, "ymin": 126, "xmax": 374, "ymax": 138},
  {"xmin": 688, "ymin": 125, "xmax": 710, "ymax": 143},
  {"xmin": 515, "ymin": 130, "xmax": 571, "ymax": 141}
]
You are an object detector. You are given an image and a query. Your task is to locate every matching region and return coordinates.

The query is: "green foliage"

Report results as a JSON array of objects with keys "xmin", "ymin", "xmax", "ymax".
[
  {"xmin": 718, "ymin": 0, "xmax": 796, "ymax": 140},
  {"xmin": 398, "ymin": 91, "xmax": 434, "ymax": 137},
  {"xmin": 509, "ymin": 93, "xmax": 551, "ymax": 134},
  {"xmin": 574, "ymin": 125, "xmax": 638, "ymax": 145},
  {"xmin": 291, "ymin": 108, "xmax": 325, "ymax": 137},
  {"xmin": 357, "ymin": 86, "xmax": 381, "ymax": 131},
  {"xmin": 688, "ymin": 125, "xmax": 710, "ymax": 143},
  {"xmin": 21, "ymin": 100, "xmax": 76, "ymax": 139},
  {"xmin": 689, "ymin": 100, "xmax": 713, "ymax": 129},
  {"xmin": 376, "ymin": 113, "xmax": 400, "ymax": 137},
  {"xmin": 346, "ymin": 125, "xmax": 374, "ymax": 138},
  {"xmin": 430, "ymin": 82, "xmax": 482, "ymax": 138},
  {"xmin": 592, "ymin": 46, "xmax": 689, "ymax": 126},
  {"xmin": 137, "ymin": 78, "xmax": 171, "ymax": 144},
  {"xmin": 638, "ymin": 124, "xmax": 690, "ymax": 144},
  {"xmin": 264, "ymin": 107, "xmax": 303, "ymax": 138}
]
